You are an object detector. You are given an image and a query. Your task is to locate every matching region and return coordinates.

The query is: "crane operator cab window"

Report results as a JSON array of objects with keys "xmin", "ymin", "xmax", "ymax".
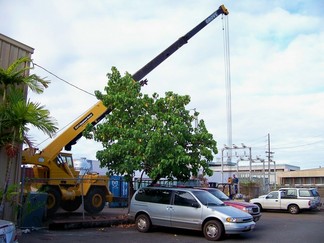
[{"xmin": 57, "ymin": 153, "xmax": 74, "ymax": 168}]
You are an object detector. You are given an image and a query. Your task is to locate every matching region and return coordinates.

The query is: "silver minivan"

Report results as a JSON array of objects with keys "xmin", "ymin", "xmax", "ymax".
[{"xmin": 129, "ymin": 187, "xmax": 255, "ymax": 241}]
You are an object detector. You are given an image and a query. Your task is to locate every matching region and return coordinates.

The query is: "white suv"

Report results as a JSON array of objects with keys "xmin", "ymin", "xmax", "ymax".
[
  {"xmin": 129, "ymin": 187, "xmax": 255, "ymax": 241},
  {"xmin": 279, "ymin": 188, "xmax": 322, "ymax": 208}
]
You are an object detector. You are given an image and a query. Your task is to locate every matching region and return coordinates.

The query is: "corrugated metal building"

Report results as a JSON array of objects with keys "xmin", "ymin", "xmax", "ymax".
[{"xmin": 0, "ymin": 33, "xmax": 34, "ymax": 221}]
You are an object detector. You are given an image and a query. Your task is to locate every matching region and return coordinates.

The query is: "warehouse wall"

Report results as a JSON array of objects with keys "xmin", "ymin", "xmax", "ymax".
[{"xmin": 0, "ymin": 33, "xmax": 34, "ymax": 220}]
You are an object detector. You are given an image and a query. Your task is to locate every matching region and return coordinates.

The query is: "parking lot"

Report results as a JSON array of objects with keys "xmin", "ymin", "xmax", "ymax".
[{"xmin": 19, "ymin": 209, "xmax": 324, "ymax": 243}]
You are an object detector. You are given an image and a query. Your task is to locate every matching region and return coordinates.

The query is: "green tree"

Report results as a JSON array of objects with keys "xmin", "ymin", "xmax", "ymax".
[
  {"xmin": 86, "ymin": 67, "xmax": 218, "ymax": 192},
  {"xmin": 0, "ymin": 57, "xmax": 58, "ymax": 219}
]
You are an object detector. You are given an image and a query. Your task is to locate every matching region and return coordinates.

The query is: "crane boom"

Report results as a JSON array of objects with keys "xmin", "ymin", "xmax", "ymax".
[
  {"xmin": 132, "ymin": 4, "xmax": 228, "ymax": 81},
  {"xmin": 21, "ymin": 4, "xmax": 228, "ymax": 216},
  {"xmin": 23, "ymin": 4, "xmax": 228, "ymax": 164}
]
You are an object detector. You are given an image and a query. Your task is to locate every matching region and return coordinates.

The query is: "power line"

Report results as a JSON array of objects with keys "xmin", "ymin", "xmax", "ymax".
[
  {"xmin": 32, "ymin": 61, "xmax": 96, "ymax": 97},
  {"xmin": 244, "ymin": 135, "xmax": 268, "ymax": 145},
  {"xmin": 30, "ymin": 61, "xmax": 98, "ymax": 147},
  {"xmin": 273, "ymin": 139, "xmax": 324, "ymax": 150},
  {"xmin": 241, "ymin": 133, "xmax": 324, "ymax": 150}
]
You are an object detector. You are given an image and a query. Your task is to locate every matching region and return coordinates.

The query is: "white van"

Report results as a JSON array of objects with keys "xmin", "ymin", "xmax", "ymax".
[{"xmin": 129, "ymin": 187, "xmax": 255, "ymax": 241}]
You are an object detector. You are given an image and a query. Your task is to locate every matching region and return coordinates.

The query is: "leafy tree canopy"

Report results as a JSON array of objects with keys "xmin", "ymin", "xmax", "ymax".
[{"xmin": 86, "ymin": 67, "xmax": 218, "ymax": 184}]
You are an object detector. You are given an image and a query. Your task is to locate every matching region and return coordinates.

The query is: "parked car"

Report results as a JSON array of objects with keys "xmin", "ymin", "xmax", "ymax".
[
  {"xmin": 129, "ymin": 187, "xmax": 255, "ymax": 241},
  {"xmin": 250, "ymin": 190, "xmax": 317, "ymax": 214},
  {"xmin": 0, "ymin": 219, "xmax": 18, "ymax": 243},
  {"xmin": 278, "ymin": 187, "xmax": 322, "ymax": 209},
  {"xmin": 200, "ymin": 187, "xmax": 261, "ymax": 222}
]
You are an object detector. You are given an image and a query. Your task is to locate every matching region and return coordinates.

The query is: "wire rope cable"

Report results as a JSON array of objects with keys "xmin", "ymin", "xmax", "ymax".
[{"xmin": 222, "ymin": 14, "xmax": 232, "ymax": 161}]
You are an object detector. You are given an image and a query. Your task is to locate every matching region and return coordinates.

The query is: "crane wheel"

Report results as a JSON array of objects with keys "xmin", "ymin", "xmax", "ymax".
[
  {"xmin": 60, "ymin": 196, "xmax": 82, "ymax": 212},
  {"xmin": 46, "ymin": 187, "xmax": 61, "ymax": 216},
  {"xmin": 84, "ymin": 187, "xmax": 106, "ymax": 214}
]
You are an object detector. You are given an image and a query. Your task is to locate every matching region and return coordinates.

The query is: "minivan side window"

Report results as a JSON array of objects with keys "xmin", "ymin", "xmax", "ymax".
[
  {"xmin": 174, "ymin": 191, "xmax": 198, "ymax": 207},
  {"xmin": 135, "ymin": 188, "xmax": 171, "ymax": 204}
]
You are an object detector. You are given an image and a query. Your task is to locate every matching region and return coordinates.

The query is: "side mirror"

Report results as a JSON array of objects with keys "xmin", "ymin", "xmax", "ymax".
[{"xmin": 191, "ymin": 201, "xmax": 200, "ymax": 208}]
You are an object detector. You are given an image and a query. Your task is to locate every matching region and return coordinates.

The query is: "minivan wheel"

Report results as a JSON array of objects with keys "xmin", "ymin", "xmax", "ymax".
[
  {"xmin": 203, "ymin": 220, "xmax": 224, "ymax": 241},
  {"xmin": 135, "ymin": 214, "xmax": 151, "ymax": 233}
]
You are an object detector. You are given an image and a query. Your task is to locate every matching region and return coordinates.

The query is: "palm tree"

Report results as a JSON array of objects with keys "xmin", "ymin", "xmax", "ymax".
[
  {"xmin": 0, "ymin": 57, "xmax": 58, "ymax": 219},
  {"xmin": 0, "ymin": 56, "xmax": 50, "ymax": 101}
]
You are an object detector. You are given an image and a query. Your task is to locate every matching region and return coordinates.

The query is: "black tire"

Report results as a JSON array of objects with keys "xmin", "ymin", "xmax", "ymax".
[
  {"xmin": 60, "ymin": 197, "xmax": 82, "ymax": 212},
  {"xmin": 203, "ymin": 220, "xmax": 224, "ymax": 241},
  {"xmin": 288, "ymin": 204, "xmax": 300, "ymax": 214},
  {"xmin": 255, "ymin": 203, "xmax": 263, "ymax": 211},
  {"xmin": 135, "ymin": 214, "xmax": 151, "ymax": 233},
  {"xmin": 46, "ymin": 187, "xmax": 61, "ymax": 216},
  {"xmin": 84, "ymin": 187, "xmax": 106, "ymax": 214}
]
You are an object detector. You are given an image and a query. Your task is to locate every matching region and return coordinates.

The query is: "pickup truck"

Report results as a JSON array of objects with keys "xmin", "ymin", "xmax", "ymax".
[
  {"xmin": 249, "ymin": 190, "xmax": 317, "ymax": 214},
  {"xmin": 279, "ymin": 187, "xmax": 322, "ymax": 209}
]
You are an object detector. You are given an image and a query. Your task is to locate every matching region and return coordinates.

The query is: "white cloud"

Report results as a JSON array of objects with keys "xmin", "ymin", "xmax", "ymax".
[{"xmin": 1, "ymin": 0, "xmax": 324, "ymax": 170}]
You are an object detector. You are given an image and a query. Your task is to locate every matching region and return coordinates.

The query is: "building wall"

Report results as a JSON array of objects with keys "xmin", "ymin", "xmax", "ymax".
[
  {"xmin": 277, "ymin": 167, "xmax": 324, "ymax": 186},
  {"xmin": 0, "ymin": 33, "xmax": 34, "ymax": 220},
  {"xmin": 0, "ymin": 33, "xmax": 34, "ymax": 68}
]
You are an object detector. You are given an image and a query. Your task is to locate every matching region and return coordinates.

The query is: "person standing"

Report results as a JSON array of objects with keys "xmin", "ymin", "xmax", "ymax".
[
  {"xmin": 233, "ymin": 174, "xmax": 239, "ymax": 194},
  {"xmin": 227, "ymin": 176, "xmax": 233, "ymax": 199}
]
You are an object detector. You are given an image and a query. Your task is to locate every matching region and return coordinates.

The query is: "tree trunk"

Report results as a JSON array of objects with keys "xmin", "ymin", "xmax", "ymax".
[
  {"xmin": 0, "ymin": 156, "xmax": 13, "ymax": 219},
  {"xmin": 0, "ymin": 142, "xmax": 19, "ymax": 220}
]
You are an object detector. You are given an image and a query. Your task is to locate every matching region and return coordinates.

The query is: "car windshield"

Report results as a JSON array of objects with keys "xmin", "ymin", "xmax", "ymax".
[
  {"xmin": 192, "ymin": 190, "xmax": 225, "ymax": 206},
  {"xmin": 208, "ymin": 189, "xmax": 230, "ymax": 201}
]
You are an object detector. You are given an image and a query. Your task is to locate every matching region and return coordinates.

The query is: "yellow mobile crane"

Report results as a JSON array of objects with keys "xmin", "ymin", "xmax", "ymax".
[{"xmin": 22, "ymin": 5, "xmax": 228, "ymax": 215}]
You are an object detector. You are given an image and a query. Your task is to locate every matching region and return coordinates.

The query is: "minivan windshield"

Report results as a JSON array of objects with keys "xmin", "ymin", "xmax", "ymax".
[{"xmin": 192, "ymin": 190, "xmax": 225, "ymax": 206}]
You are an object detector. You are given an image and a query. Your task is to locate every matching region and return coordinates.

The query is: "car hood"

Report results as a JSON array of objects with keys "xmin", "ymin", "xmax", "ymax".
[
  {"xmin": 224, "ymin": 200, "xmax": 255, "ymax": 207},
  {"xmin": 208, "ymin": 205, "xmax": 252, "ymax": 218}
]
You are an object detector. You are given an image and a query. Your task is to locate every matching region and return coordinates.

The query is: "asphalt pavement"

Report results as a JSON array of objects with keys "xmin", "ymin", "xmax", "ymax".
[
  {"xmin": 18, "ymin": 209, "xmax": 324, "ymax": 243},
  {"xmin": 18, "ymin": 204, "xmax": 324, "ymax": 242}
]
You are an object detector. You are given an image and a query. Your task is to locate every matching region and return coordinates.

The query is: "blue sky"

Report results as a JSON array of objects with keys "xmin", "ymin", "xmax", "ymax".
[{"xmin": 1, "ymin": 0, "xmax": 324, "ymax": 170}]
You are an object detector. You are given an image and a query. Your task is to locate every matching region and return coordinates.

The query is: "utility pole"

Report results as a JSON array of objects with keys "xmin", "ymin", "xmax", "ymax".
[{"xmin": 265, "ymin": 133, "xmax": 274, "ymax": 190}]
